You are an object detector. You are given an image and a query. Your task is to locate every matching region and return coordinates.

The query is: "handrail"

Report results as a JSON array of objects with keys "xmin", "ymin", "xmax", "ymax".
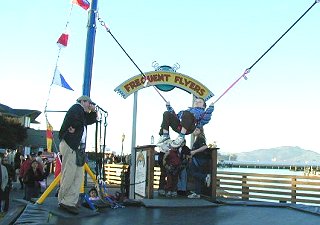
[
  {"xmin": 217, "ymin": 171, "xmax": 320, "ymax": 205},
  {"xmin": 102, "ymin": 164, "xmax": 320, "ymax": 205}
]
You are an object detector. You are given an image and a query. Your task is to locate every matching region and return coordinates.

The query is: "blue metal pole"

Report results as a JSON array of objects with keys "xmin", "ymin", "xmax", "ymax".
[{"xmin": 82, "ymin": 0, "xmax": 98, "ymax": 96}]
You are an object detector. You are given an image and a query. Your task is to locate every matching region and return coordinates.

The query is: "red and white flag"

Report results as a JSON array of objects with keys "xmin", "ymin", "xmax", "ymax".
[
  {"xmin": 72, "ymin": 0, "xmax": 90, "ymax": 10},
  {"xmin": 57, "ymin": 33, "xmax": 69, "ymax": 48}
]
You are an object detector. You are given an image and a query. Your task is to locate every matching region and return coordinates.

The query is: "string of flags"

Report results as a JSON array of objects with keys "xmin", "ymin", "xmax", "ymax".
[
  {"xmin": 53, "ymin": 0, "xmax": 91, "ymax": 91},
  {"xmin": 45, "ymin": 0, "xmax": 91, "ymax": 152}
]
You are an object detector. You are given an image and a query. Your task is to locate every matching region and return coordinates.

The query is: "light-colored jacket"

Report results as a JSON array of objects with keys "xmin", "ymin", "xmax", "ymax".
[{"xmin": 1, "ymin": 164, "xmax": 8, "ymax": 191}]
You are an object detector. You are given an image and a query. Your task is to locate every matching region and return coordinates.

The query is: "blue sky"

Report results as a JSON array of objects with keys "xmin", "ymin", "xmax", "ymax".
[{"xmin": 1, "ymin": 0, "xmax": 320, "ymax": 155}]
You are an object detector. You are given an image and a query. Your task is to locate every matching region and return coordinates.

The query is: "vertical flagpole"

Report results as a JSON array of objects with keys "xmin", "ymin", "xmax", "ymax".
[
  {"xmin": 82, "ymin": 0, "xmax": 98, "ymax": 96},
  {"xmin": 82, "ymin": 0, "xmax": 98, "ymax": 189}
]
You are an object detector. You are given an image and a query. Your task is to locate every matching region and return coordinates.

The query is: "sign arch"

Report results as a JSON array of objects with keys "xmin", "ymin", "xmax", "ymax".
[{"xmin": 114, "ymin": 69, "xmax": 214, "ymax": 101}]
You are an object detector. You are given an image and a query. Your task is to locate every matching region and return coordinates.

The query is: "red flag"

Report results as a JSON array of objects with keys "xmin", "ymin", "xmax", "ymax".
[
  {"xmin": 57, "ymin": 33, "xmax": 69, "ymax": 48},
  {"xmin": 72, "ymin": 0, "xmax": 90, "ymax": 10}
]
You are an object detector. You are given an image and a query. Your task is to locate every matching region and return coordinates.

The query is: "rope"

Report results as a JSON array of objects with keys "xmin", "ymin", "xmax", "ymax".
[
  {"xmin": 96, "ymin": 16, "xmax": 169, "ymax": 104},
  {"xmin": 44, "ymin": 4, "xmax": 74, "ymax": 116},
  {"xmin": 213, "ymin": 0, "xmax": 319, "ymax": 105},
  {"xmin": 44, "ymin": 4, "xmax": 74, "ymax": 152},
  {"xmin": 45, "ymin": 4, "xmax": 74, "ymax": 115}
]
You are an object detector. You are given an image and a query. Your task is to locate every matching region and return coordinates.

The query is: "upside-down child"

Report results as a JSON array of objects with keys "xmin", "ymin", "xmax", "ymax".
[{"xmin": 157, "ymin": 97, "xmax": 214, "ymax": 148}]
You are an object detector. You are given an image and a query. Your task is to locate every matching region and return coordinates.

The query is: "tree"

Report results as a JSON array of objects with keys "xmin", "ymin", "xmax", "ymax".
[{"xmin": 0, "ymin": 115, "xmax": 27, "ymax": 149}]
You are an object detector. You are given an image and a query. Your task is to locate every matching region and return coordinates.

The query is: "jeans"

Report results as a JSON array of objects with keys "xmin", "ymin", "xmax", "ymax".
[
  {"xmin": 189, "ymin": 157, "xmax": 209, "ymax": 194},
  {"xmin": 177, "ymin": 168, "xmax": 188, "ymax": 191}
]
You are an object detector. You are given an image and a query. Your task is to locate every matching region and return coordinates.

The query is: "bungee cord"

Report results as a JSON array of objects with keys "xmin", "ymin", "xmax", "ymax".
[
  {"xmin": 213, "ymin": 0, "xmax": 319, "ymax": 105},
  {"xmin": 95, "ymin": 1, "xmax": 318, "ymax": 106},
  {"xmin": 96, "ymin": 16, "xmax": 169, "ymax": 104}
]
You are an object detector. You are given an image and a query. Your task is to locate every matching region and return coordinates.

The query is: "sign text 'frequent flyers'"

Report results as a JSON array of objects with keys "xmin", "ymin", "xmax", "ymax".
[{"xmin": 114, "ymin": 71, "xmax": 214, "ymax": 101}]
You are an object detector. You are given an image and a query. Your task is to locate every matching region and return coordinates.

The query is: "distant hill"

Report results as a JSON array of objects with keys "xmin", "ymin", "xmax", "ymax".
[{"xmin": 235, "ymin": 146, "xmax": 320, "ymax": 163}]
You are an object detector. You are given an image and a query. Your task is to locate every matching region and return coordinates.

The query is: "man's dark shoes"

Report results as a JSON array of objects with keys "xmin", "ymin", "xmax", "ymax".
[{"xmin": 59, "ymin": 203, "xmax": 79, "ymax": 215}]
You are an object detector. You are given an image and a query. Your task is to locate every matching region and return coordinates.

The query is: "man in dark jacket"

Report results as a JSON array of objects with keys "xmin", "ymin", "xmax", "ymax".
[{"xmin": 58, "ymin": 95, "xmax": 97, "ymax": 214}]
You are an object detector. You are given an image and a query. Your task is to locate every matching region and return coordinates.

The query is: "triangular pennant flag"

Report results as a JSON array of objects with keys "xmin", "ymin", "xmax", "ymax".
[
  {"xmin": 46, "ymin": 121, "xmax": 53, "ymax": 152},
  {"xmin": 57, "ymin": 33, "xmax": 69, "ymax": 48},
  {"xmin": 72, "ymin": 0, "xmax": 90, "ymax": 10},
  {"xmin": 53, "ymin": 68, "xmax": 74, "ymax": 91}
]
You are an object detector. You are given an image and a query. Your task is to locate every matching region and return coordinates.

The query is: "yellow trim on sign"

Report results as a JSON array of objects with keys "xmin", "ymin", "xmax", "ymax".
[{"xmin": 114, "ymin": 71, "xmax": 214, "ymax": 101}]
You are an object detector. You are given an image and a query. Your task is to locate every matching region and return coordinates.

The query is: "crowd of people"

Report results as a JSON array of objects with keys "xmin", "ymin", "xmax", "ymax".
[
  {"xmin": 0, "ymin": 147, "xmax": 51, "ymax": 214},
  {"xmin": 1, "ymin": 95, "xmax": 215, "ymax": 218}
]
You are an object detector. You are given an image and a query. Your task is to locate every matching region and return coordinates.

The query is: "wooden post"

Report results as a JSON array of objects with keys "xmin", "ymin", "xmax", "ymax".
[
  {"xmin": 146, "ymin": 146, "xmax": 155, "ymax": 198},
  {"xmin": 291, "ymin": 177, "xmax": 297, "ymax": 204},
  {"xmin": 242, "ymin": 175, "xmax": 249, "ymax": 200},
  {"xmin": 211, "ymin": 148, "xmax": 219, "ymax": 201}
]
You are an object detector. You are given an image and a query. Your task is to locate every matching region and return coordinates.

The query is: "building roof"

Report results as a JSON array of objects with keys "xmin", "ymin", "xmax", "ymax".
[
  {"xmin": 23, "ymin": 128, "xmax": 60, "ymax": 151},
  {"xmin": 0, "ymin": 103, "xmax": 41, "ymax": 124}
]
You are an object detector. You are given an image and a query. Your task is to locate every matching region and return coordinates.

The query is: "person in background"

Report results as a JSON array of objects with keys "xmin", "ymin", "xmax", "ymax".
[
  {"xmin": 1, "ymin": 157, "xmax": 14, "ymax": 212},
  {"xmin": 23, "ymin": 160, "xmax": 44, "ymax": 201},
  {"xmin": 36, "ymin": 151, "xmax": 48, "ymax": 175},
  {"xmin": 20, "ymin": 154, "xmax": 40, "ymax": 181},
  {"xmin": 7, "ymin": 149, "xmax": 15, "ymax": 167},
  {"xmin": 14, "ymin": 146, "xmax": 23, "ymax": 187},
  {"xmin": 20, "ymin": 154, "xmax": 40, "ymax": 199},
  {"xmin": 177, "ymin": 140, "xmax": 191, "ymax": 196},
  {"xmin": 58, "ymin": 95, "xmax": 97, "ymax": 215},
  {"xmin": 42, "ymin": 158, "xmax": 50, "ymax": 178},
  {"xmin": 36, "ymin": 151, "xmax": 43, "ymax": 165},
  {"xmin": 0, "ymin": 157, "xmax": 8, "ymax": 213},
  {"xmin": 188, "ymin": 127, "xmax": 211, "ymax": 199},
  {"xmin": 19, "ymin": 155, "xmax": 31, "ymax": 192},
  {"xmin": 42, "ymin": 149, "xmax": 53, "ymax": 174},
  {"xmin": 157, "ymin": 98, "xmax": 214, "ymax": 148}
]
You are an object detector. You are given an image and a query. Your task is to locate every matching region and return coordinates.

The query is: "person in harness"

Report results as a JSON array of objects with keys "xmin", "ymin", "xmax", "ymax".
[{"xmin": 157, "ymin": 97, "xmax": 214, "ymax": 148}]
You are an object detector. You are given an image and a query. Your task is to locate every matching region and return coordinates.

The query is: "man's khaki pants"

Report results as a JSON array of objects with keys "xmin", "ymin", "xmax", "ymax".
[{"xmin": 58, "ymin": 140, "xmax": 83, "ymax": 207}]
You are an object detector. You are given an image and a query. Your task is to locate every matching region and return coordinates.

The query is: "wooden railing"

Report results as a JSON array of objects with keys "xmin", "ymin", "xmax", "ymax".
[
  {"xmin": 103, "ymin": 164, "xmax": 320, "ymax": 205},
  {"xmin": 217, "ymin": 171, "xmax": 320, "ymax": 205},
  {"xmin": 103, "ymin": 164, "xmax": 161, "ymax": 189},
  {"xmin": 104, "ymin": 164, "xmax": 127, "ymax": 186}
]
